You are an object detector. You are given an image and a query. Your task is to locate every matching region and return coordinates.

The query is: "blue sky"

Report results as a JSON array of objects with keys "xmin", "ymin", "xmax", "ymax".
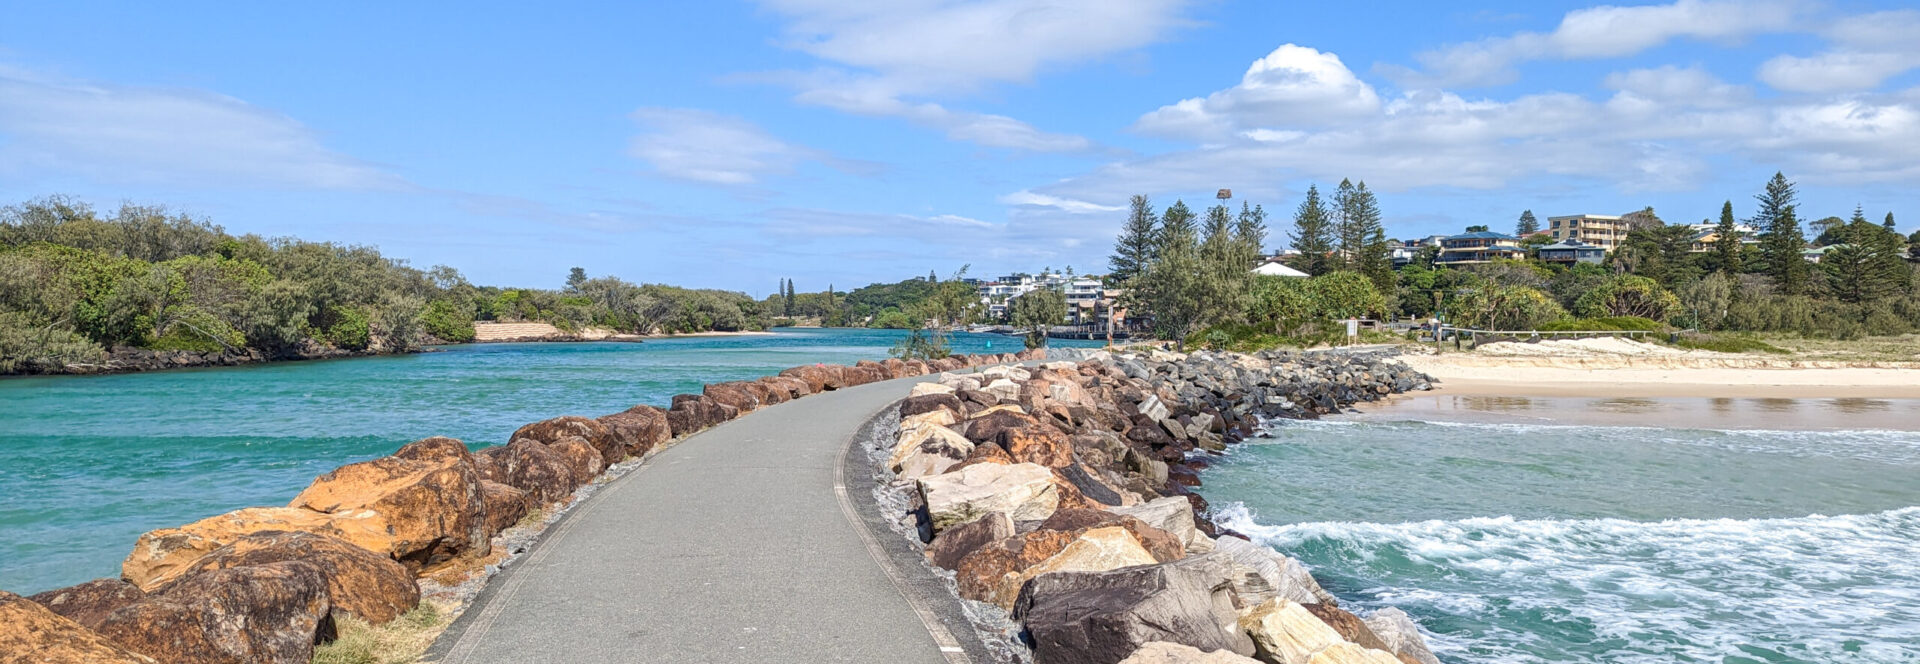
[{"xmin": 3, "ymin": 0, "xmax": 1916, "ymax": 294}]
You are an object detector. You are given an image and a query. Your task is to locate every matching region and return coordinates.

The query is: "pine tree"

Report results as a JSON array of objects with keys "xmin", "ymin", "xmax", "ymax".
[
  {"xmin": 1349, "ymin": 182, "xmax": 1393, "ymax": 292},
  {"xmin": 1332, "ymin": 179, "xmax": 1361, "ymax": 271},
  {"xmin": 928, "ymin": 270, "xmax": 937, "ymax": 283},
  {"xmin": 1824, "ymin": 206, "xmax": 1904, "ymax": 303},
  {"xmin": 1234, "ymin": 202, "xmax": 1269, "ymax": 273},
  {"xmin": 1753, "ymin": 172, "xmax": 1810, "ymax": 294},
  {"xmin": 1288, "ymin": 184, "xmax": 1335, "ymax": 276},
  {"xmin": 1199, "ymin": 204, "xmax": 1249, "ymax": 321},
  {"xmin": 1885, "ymin": 212, "xmax": 1898, "ymax": 232},
  {"xmin": 1713, "ymin": 201, "xmax": 1742, "ymax": 275},
  {"xmin": 1108, "ymin": 195, "xmax": 1159, "ymax": 285},
  {"xmin": 1128, "ymin": 200, "xmax": 1210, "ymax": 345},
  {"xmin": 1516, "ymin": 210, "xmax": 1539, "ymax": 237}
]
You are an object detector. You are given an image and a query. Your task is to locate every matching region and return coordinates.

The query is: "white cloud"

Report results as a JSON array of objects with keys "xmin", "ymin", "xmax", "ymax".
[
  {"xmin": 1390, "ymin": 0, "xmax": 1806, "ymax": 87},
  {"xmin": 1603, "ymin": 65, "xmax": 1749, "ymax": 107},
  {"xmin": 754, "ymin": 0, "xmax": 1191, "ymax": 151},
  {"xmin": 627, "ymin": 107, "xmax": 857, "ymax": 185},
  {"xmin": 0, "ymin": 66, "xmax": 400, "ymax": 189},
  {"xmin": 1757, "ymin": 10, "xmax": 1920, "ymax": 93},
  {"xmin": 1135, "ymin": 45, "xmax": 1381, "ymax": 141}
]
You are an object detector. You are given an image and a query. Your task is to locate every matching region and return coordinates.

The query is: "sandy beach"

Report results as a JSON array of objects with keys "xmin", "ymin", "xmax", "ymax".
[{"xmin": 1398, "ymin": 338, "xmax": 1920, "ymax": 399}]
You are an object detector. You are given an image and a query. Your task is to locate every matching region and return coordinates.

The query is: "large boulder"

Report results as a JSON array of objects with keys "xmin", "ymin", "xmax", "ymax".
[
  {"xmin": 547, "ymin": 436, "xmax": 608, "ymax": 487},
  {"xmin": 917, "ymin": 462, "xmax": 1061, "ymax": 532},
  {"xmin": 1239, "ymin": 600, "xmax": 1345, "ymax": 664},
  {"xmin": 1039, "ymin": 509, "xmax": 1185, "ymax": 564},
  {"xmin": 474, "ymin": 438, "xmax": 580, "ymax": 505},
  {"xmin": 121, "ymin": 507, "xmax": 393, "ymax": 591},
  {"xmin": 479, "ymin": 480, "xmax": 532, "ymax": 536},
  {"xmin": 512, "ymin": 416, "xmax": 621, "ymax": 466},
  {"xmin": 1013, "ymin": 554, "xmax": 1255, "ymax": 664},
  {"xmin": 0, "ymin": 591, "xmax": 157, "ymax": 664},
  {"xmin": 1000, "ymin": 425, "xmax": 1076, "ymax": 468},
  {"xmin": 778, "ymin": 365, "xmax": 834, "ymax": 393},
  {"xmin": 391, "ymin": 436, "xmax": 475, "ymax": 467},
  {"xmin": 976, "ymin": 526, "xmax": 1159, "ymax": 610},
  {"xmin": 758, "ymin": 375, "xmax": 813, "ymax": 400},
  {"xmin": 26, "ymin": 579, "xmax": 145, "ymax": 630},
  {"xmin": 1119, "ymin": 642, "xmax": 1262, "ymax": 664},
  {"xmin": 1108, "ymin": 497, "xmax": 1214, "ymax": 555},
  {"xmin": 924, "ymin": 512, "xmax": 1013, "ymax": 571},
  {"xmin": 703, "ymin": 381, "xmax": 762, "ymax": 414},
  {"xmin": 909, "ymin": 381, "xmax": 956, "ymax": 397},
  {"xmin": 1362, "ymin": 608, "xmax": 1439, "ymax": 664},
  {"xmin": 1211, "ymin": 537, "xmax": 1335, "ymax": 608},
  {"xmin": 597, "ymin": 406, "xmax": 671, "ymax": 458},
  {"xmin": 97, "ymin": 561, "xmax": 335, "ymax": 664},
  {"xmin": 900, "ymin": 393, "xmax": 966, "ymax": 420},
  {"xmin": 666, "ymin": 394, "xmax": 735, "ymax": 437},
  {"xmin": 160, "ymin": 530, "xmax": 419, "ymax": 625},
  {"xmin": 889, "ymin": 423, "xmax": 975, "ymax": 480},
  {"xmin": 287, "ymin": 451, "xmax": 489, "ymax": 571},
  {"xmin": 1299, "ymin": 603, "xmax": 1395, "ymax": 655},
  {"xmin": 962, "ymin": 408, "xmax": 1045, "ymax": 445},
  {"xmin": 1303, "ymin": 643, "xmax": 1404, "ymax": 664}
]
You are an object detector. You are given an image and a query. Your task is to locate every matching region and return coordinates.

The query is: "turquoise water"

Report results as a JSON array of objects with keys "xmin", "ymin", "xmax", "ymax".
[
  {"xmin": 1205, "ymin": 399, "xmax": 1920, "ymax": 663},
  {"xmin": 0, "ymin": 328, "xmax": 1087, "ymax": 594}
]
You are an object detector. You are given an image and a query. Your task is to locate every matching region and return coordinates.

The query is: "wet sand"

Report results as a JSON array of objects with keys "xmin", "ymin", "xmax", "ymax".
[{"xmin": 1357, "ymin": 392, "xmax": 1920, "ymax": 431}]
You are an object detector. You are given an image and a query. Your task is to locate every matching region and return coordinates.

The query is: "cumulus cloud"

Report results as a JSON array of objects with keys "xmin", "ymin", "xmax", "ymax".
[
  {"xmin": 1757, "ymin": 10, "xmax": 1920, "ymax": 93},
  {"xmin": 753, "ymin": 0, "xmax": 1192, "ymax": 151},
  {"xmin": 0, "ymin": 66, "xmax": 401, "ymax": 190},
  {"xmin": 1386, "ymin": 0, "xmax": 1806, "ymax": 87},
  {"xmin": 1134, "ymin": 45, "xmax": 1381, "ymax": 141},
  {"xmin": 627, "ymin": 107, "xmax": 862, "ymax": 185}
]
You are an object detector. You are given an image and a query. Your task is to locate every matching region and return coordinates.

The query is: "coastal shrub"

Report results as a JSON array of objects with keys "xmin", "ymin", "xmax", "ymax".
[
  {"xmin": 420, "ymin": 299, "xmax": 475, "ymax": 343},
  {"xmin": 1306, "ymin": 271, "xmax": 1387, "ymax": 320},
  {"xmin": 324, "ymin": 305, "xmax": 372, "ymax": 350},
  {"xmin": 1671, "ymin": 334, "xmax": 1789, "ymax": 354},
  {"xmin": 869, "ymin": 308, "xmax": 913, "ymax": 329},
  {"xmin": 0, "ymin": 311, "xmax": 105, "ymax": 373},
  {"xmin": 1444, "ymin": 285, "xmax": 1565, "ymax": 330},
  {"xmin": 310, "ymin": 601, "xmax": 450, "ymax": 664},
  {"xmin": 1538, "ymin": 316, "xmax": 1662, "ymax": 332},
  {"xmin": 1574, "ymin": 274, "xmax": 1680, "ymax": 321}
]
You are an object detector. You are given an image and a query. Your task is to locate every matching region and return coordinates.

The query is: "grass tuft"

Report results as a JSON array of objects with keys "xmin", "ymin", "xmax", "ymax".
[
  {"xmin": 311, "ymin": 601, "xmax": 450, "ymax": 664},
  {"xmin": 1671, "ymin": 335, "xmax": 1790, "ymax": 354}
]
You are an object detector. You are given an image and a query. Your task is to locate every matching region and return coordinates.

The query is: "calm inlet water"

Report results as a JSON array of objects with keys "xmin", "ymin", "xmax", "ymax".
[
  {"xmin": 0, "ymin": 328, "xmax": 1090, "ymax": 594},
  {"xmin": 1206, "ymin": 396, "xmax": 1920, "ymax": 663}
]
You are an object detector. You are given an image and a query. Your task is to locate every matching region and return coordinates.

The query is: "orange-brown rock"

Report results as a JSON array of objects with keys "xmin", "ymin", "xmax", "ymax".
[
  {"xmin": 391, "ymin": 436, "xmax": 475, "ymax": 467},
  {"xmin": 513, "ymin": 416, "xmax": 620, "ymax": 465},
  {"xmin": 26, "ymin": 579, "xmax": 145, "ymax": 630},
  {"xmin": 160, "ymin": 530, "xmax": 418, "ymax": 625},
  {"xmin": 963, "ymin": 407, "xmax": 1045, "ymax": 444},
  {"xmin": 288, "ymin": 451, "xmax": 489, "ymax": 571},
  {"xmin": 479, "ymin": 480, "xmax": 531, "ymax": 536},
  {"xmin": 122, "ymin": 507, "xmax": 393, "ymax": 591},
  {"xmin": 954, "ymin": 529, "xmax": 1079, "ymax": 602},
  {"xmin": 703, "ymin": 381, "xmax": 761, "ymax": 414},
  {"xmin": 97, "ymin": 561, "xmax": 334, "ymax": 664},
  {"xmin": 951, "ymin": 440, "xmax": 1015, "ymax": 471},
  {"xmin": 778, "ymin": 365, "xmax": 833, "ymax": 393},
  {"xmin": 666, "ymin": 394, "xmax": 736, "ymax": 437},
  {"xmin": 547, "ymin": 436, "xmax": 607, "ymax": 487},
  {"xmin": 1000, "ymin": 425, "xmax": 1076, "ymax": 468},
  {"xmin": 474, "ymin": 438, "xmax": 580, "ymax": 504},
  {"xmin": 596, "ymin": 405, "xmax": 671, "ymax": 458},
  {"xmin": 0, "ymin": 590, "xmax": 157, "ymax": 664},
  {"xmin": 758, "ymin": 375, "xmax": 812, "ymax": 400},
  {"xmin": 1039, "ymin": 508, "xmax": 1185, "ymax": 563}
]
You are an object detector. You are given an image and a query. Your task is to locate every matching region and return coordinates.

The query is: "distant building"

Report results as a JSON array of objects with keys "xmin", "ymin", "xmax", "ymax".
[
  {"xmin": 1536, "ymin": 239, "xmax": 1606, "ymax": 265},
  {"xmin": 1388, "ymin": 245, "xmax": 1419, "ymax": 269},
  {"xmin": 1252, "ymin": 257, "xmax": 1309, "ymax": 277},
  {"xmin": 1547, "ymin": 214, "xmax": 1628, "ymax": 250},
  {"xmin": 1803, "ymin": 246, "xmax": 1838, "ymax": 263},
  {"xmin": 1684, "ymin": 223, "xmax": 1761, "ymax": 253},
  {"xmin": 1436, "ymin": 231, "xmax": 1526, "ymax": 265}
]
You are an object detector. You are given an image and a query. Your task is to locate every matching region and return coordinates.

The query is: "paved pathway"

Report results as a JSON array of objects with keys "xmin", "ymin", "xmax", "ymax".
[{"xmin": 430, "ymin": 373, "xmax": 967, "ymax": 664}]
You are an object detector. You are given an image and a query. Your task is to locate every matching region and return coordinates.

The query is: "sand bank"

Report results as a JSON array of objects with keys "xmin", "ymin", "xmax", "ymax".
[{"xmin": 1396, "ymin": 338, "xmax": 1920, "ymax": 399}]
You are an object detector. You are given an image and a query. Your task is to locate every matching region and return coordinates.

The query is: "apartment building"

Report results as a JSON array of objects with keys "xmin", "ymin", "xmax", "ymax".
[{"xmin": 1547, "ymin": 214, "xmax": 1628, "ymax": 249}]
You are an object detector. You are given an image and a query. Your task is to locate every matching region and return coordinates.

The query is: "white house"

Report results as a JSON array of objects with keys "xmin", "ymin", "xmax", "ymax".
[{"xmin": 1252, "ymin": 261, "xmax": 1309, "ymax": 278}]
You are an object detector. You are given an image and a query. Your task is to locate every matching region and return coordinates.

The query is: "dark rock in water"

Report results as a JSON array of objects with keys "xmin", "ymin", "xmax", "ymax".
[
  {"xmin": 597, "ymin": 406, "xmax": 671, "ymax": 458},
  {"xmin": 512, "ymin": 416, "xmax": 620, "ymax": 466},
  {"xmin": 158, "ymin": 530, "xmax": 418, "ymax": 625},
  {"xmin": 900, "ymin": 393, "xmax": 966, "ymax": 420},
  {"xmin": 475, "ymin": 438, "xmax": 580, "ymax": 504},
  {"xmin": 925, "ymin": 512, "xmax": 1014, "ymax": 571},
  {"xmin": 96, "ymin": 561, "xmax": 335, "ymax": 664},
  {"xmin": 27, "ymin": 579, "xmax": 146, "ymax": 630},
  {"xmin": 1013, "ymin": 554, "xmax": 1254, "ymax": 664},
  {"xmin": 0, "ymin": 590, "xmax": 157, "ymax": 664}
]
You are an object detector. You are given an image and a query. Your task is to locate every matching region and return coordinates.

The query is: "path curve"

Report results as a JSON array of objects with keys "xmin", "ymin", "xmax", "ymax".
[{"xmin": 429, "ymin": 372, "xmax": 981, "ymax": 663}]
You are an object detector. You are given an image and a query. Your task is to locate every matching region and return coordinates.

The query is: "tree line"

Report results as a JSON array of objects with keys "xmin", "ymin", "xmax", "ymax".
[
  {"xmin": 1109, "ymin": 172, "xmax": 1919, "ymax": 349},
  {"xmin": 0, "ymin": 197, "xmax": 769, "ymax": 373}
]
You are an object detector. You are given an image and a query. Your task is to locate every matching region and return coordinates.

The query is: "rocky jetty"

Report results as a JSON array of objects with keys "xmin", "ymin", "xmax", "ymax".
[
  {"xmin": 2, "ymin": 348, "xmax": 1043, "ymax": 663},
  {"xmin": 867, "ymin": 348, "xmax": 1442, "ymax": 664}
]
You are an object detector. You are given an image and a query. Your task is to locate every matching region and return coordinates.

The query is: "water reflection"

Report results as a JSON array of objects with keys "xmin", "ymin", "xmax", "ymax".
[
  {"xmin": 1750, "ymin": 398, "xmax": 1799, "ymax": 413},
  {"xmin": 1457, "ymin": 396, "xmax": 1537, "ymax": 411},
  {"xmin": 1826, "ymin": 398, "xmax": 1892, "ymax": 414},
  {"xmin": 1592, "ymin": 398, "xmax": 1663, "ymax": 414}
]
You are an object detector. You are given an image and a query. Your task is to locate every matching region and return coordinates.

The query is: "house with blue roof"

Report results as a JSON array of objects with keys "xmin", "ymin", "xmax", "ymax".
[{"xmin": 1436, "ymin": 231, "xmax": 1526, "ymax": 265}]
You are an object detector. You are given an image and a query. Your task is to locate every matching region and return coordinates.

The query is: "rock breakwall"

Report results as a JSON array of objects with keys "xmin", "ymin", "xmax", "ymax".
[
  {"xmin": 1, "ymin": 349, "xmax": 1043, "ymax": 664},
  {"xmin": 866, "ymin": 348, "xmax": 1443, "ymax": 664}
]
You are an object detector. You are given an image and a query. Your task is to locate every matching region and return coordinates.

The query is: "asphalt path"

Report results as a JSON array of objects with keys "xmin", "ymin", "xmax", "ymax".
[{"xmin": 429, "ymin": 372, "xmax": 981, "ymax": 664}]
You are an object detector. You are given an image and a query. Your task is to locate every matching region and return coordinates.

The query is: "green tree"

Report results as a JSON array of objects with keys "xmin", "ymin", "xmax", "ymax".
[
  {"xmin": 1234, "ymin": 202, "xmax": 1268, "ymax": 272},
  {"xmin": 1108, "ymin": 195, "xmax": 1160, "ymax": 286},
  {"xmin": 1130, "ymin": 200, "xmax": 1211, "ymax": 346},
  {"xmin": 1332, "ymin": 179, "xmax": 1362, "ymax": 271},
  {"xmin": 1679, "ymin": 271, "xmax": 1734, "ymax": 330},
  {"xmin": 1248, "ymin": 275, "xmax": 1313, "ymax": 334},
  {"xmin": 1823, "ymin": 206, "xmax": 1909, "ymax": 304},
  {"xmin": 1288, "ymin": 185, "xmax": 1335, "ymax": 276},
  {"xmin": 1614, "ymin": 224, "xmax": 1701, "ymax": 290},
  {"xmin": 1753, "ymin": 172, "xmax": 1810, "ymax": 294},
  {"xmin": 1446, "ymin": 284, "xmax": 1564, "ymax": 330},
  {"xmin": 1344, "ymin": 182, "xmax": 1392, "ymax": 292},
  {"xmin": 1516, "ymin": 210, "xmax": 1539, "ymax": 236},
  {"xmin": 1574, "ymin": 274, "xmax": 1681, "ymax": 320},
  {"xmin": 1008, "ymin": 287, "xmax": 1066, "ymax": 349},
  {"xmin": 566, "ymin": 267, "xmax": 587, "ymax": 291},
  {"xmin": 1305, "ymin": 271, "xmax": 1386, "ymax": 320},
  {"xmin": 1712, "ymin": 200, "xmax": 1742, "ymax": 275},
  {"xmin": 1464, "ymin": 225, "xmax": 1489, "ymax": 233}
]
